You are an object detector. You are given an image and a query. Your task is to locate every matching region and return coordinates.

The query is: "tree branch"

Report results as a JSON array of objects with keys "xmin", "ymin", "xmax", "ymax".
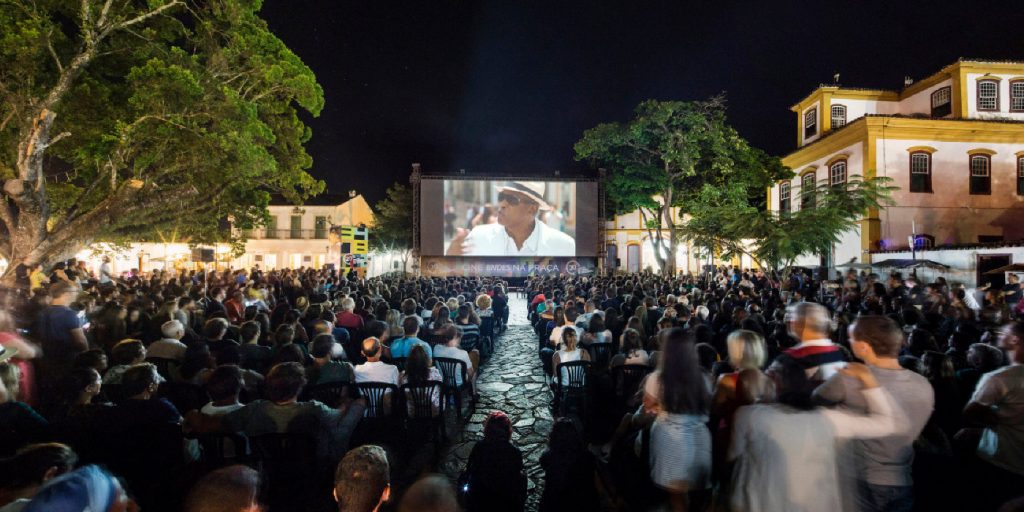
[
  {"xmin": 111, "ymin": 0, "xmax": 181, "ymax": 31},
  {"xmin": 46, "ymin": 32, "xmax": 64, "ymax": 74}
]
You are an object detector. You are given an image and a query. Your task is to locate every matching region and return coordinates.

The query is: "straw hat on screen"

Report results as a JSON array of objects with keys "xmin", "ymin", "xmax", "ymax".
[{"xmin": 495, "ymin": 181, "xmax": 553, "ymax": 211}]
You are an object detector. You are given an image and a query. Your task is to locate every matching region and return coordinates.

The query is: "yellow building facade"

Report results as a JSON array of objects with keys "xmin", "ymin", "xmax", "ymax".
[{"xmin": 768, "ymin": 59, "xmax": 1024, "ymax": 270}]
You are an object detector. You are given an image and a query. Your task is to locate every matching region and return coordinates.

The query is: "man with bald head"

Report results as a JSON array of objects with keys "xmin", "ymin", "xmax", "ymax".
[
  {"xmin": 780, "ymin": 302, "xmax": 847, "ymax": 382},
  {"xmin": 353, "ymin": 337, "xmax": 399, "ymax": 385}
]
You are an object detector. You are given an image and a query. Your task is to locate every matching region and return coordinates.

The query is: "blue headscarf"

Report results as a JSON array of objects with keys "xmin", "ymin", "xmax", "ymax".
[{"xmin": 23, "ymin": 465, "xmax": 119, "ymax": 512}]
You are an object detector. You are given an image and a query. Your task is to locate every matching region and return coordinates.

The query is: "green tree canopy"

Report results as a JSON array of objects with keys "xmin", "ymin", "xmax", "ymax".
[
  {"xmin": 370, "ymin": 182, "xmax": 413, "ymax": 273},
  {"xmin": 0, "ymin": 0, "xmax": 324, "ymax": 284},
  {"xmin": 575, "ymin": 97, "xmax": 788, "ymax": 274}
]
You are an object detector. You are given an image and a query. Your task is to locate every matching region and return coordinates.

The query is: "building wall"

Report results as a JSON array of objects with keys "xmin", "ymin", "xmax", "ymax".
[
  {"xmin": 874, "ymin": 138, "xmax": 1024, "ymax": 248},
  {"xmin": 965, "ymin": 73, "xmax": 1024, "ymax": 120},
  {"xmin": 900, "ymin": 78, "xmax": 953, "ymax": 115},
  {"xmin": 773, "ymin": 140, "xmax": 866, "ymax": 212},
  {"xmin": 869, "ymin": 246, "xmax": 1024, "ymax": 287},
  {"xmin": 830, "ymin": 98, "xmax": 899, "ymax": 124}
]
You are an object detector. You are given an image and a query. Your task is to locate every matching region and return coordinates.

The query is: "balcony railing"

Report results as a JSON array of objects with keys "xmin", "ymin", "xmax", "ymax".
[{"xmin": 240, "ymin": 228, "xmax": 329, "ymax": 240}]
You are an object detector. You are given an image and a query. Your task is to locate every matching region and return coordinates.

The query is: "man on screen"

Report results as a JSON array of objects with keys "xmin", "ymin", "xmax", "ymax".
[{"xmin": 446, "ymin": 181, "xmax": 575, "ymax": 257}]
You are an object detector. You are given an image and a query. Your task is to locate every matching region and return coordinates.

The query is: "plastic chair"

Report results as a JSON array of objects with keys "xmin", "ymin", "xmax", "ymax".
[
  {"xmin": 459, "ymin": 332, "xmax": 480, "ymax": 352},
  {"xmin": 356, "ymin": 382, "xmax": 399, "ymax": 418},
  {"xmin": 586, "ymin": 342, "xmax": 615, "ymax": 371},
  {"xmin": 402, "ymin": 380, "xmax": 446, "ymax": 444},
  {"xmin": 434, "ymin": 357, "xmax": 473, "ymax": 420},
  {"xmin": 479, "ymin": 316, "xmax": 495, "ymax": 356},
  {"xmin": 303, "ymin": 381, "xmax": 353, "ymax": 408},
  {"xmin": 612, "ymin": 364, "xmax": 652, "ymax": 410},
  {"xmin": 196, "ymin": 432, "xmax": 250, "ymax": 468},
  {"xmin": 556, "ymin": 360, "xmax": 592, "ymax": 417}
]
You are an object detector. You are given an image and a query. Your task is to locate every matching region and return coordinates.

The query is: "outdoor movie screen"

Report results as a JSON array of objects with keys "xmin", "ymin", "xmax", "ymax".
[{"xmin": 419, "ymin": 179, "xmax": 598, "ymax": 257}]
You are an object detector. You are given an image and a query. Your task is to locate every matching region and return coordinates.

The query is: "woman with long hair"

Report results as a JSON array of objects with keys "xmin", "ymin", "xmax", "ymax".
[
  {"xmin": 124, "ymin": 306, "xmax": 146, "ymax": 340},
  {"xmin": 582, "ymin": 314, "xmax": 612, "ymax": 346},
  {"xmin": 431, "ymin": 306, "xmax": 452, "ymax": 333},
  {"xmin": 400, "ymin": 344, "xmax": 442, "ymax": 416},
  {"xmin": 610, "ymin": 328, "xmax": 649, "ymax": 368},
  {"xmin": 552, "ymin": 328, "xmax": 591, "ymax": 385},
  {"xmin": 455, "ymin": 303, "xmax": 481, "ymax": 338},
  {"xmin": 643, "ymin": 327, "xmax": 713, "ymax": 511}
]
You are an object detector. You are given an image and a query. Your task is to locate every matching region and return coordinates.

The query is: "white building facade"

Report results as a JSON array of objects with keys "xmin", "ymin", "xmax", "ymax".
[{"xmin": 767, "ymin": 59, "xmax": 1024, "ymax": 284}]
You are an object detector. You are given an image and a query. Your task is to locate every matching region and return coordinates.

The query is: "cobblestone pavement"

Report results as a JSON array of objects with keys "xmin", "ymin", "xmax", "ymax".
[{"xmin": 441, "ymin": 294, "xmax": 553, "ymax": 511}]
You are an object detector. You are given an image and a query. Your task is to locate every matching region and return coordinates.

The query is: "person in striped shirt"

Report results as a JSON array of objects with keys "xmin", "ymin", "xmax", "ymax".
[{"xmin": 782, "ymin": 302, "xmax": 847, "ymax": 383}]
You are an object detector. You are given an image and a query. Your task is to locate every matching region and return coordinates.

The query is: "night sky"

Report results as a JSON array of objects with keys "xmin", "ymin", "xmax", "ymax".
[{"xmin": 259, "ymin": 1, "xmax": 1024, "ymax": 205}]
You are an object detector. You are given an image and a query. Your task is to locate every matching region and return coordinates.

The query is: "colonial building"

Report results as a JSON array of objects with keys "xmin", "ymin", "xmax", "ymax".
[
  {"xmin": 61, "ymin": 193, "xmax": 377, "ymax": 276},
  {"xmin": 767, "ymin": 59, "xmax": 1024, "ymax": 283},
  {"xmin": 230, "ymin": 194, "xmax": 374, "ymax": 270}
]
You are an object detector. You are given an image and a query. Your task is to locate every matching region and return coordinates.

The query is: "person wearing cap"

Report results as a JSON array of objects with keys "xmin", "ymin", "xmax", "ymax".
[{"xmin": 446, "ymin": 181, "xmax": 575, "ymax": 257}]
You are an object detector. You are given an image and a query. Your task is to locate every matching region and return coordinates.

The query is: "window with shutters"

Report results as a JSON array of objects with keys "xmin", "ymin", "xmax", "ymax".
[
  {"xmin": 265, "ymin": 216, "xmax": 278, "ymax": 238},
  {"xmin": 930, "ymin": 87, "xmax": 952, "ymax": 117},
  {"xmin": 969, "ymin": 155, "xmax": 991, "ymax": 195},
  {"xmin": 831, "ymin": 105, "xmax": 847, "ymax": 128},
  {"xmin": 829, "ymin": 160, "xmax": 847, "ymax": 187},
  {"xmin": 801, "ymin": 173, "xmax": 816, "ymax": 210},
  {"xmin": 315, "ymin": 216, "xmax": 328, "ymax": 239},
  {"xmin": 909, "ymin": 152, "xmax": 932, "ymax": 193},
  {"xmin": 779, "ymin": 183, "xmax": 791, "ymax": 214},
  {"xmin": 978, "ymin": 80, "xmax": 999, "ymax": 111},
  {"xmin": 1011, "ymin": 80, "xmax": 1024, "ymax": 112},
  {"xmin": 804, "ymin": 108, "xmax": 817, "ymax": 139}
]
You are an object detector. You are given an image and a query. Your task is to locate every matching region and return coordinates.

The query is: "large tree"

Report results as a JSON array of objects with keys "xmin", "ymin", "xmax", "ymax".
[
  {"xmin": 575, "ymin": 97, "xmax": 788, "ymax": 275},
  {"xmin": 369, "ymin": 182, "xmax": 413, "ymax": 274},
  {"xmin": 0, "ymin": 0, "xmax": 324, "ymax": 285}
]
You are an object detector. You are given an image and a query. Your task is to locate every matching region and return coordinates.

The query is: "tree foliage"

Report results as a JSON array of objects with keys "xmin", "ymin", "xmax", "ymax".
[
  {"xmin": 575, "ymin": 97, "xmax": 788, "ymax": 274},
  {"xmin": 689, "ymin": 174, "xmax": 897, "ymax": 271},
  {"xmin": 0, "ymin": 0, "xmax": 324, "ymax": 283},
  {"xmin": 370, "ymin": 182, "xmax": 413, "ymax": 272}
]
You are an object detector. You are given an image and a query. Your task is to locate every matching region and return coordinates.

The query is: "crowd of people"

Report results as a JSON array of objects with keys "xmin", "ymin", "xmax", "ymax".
[
  {"xmin": 507, "ymin": 267, "xmax": 1024, "ymax": 512},
  {"xmin": 0, "ymin": 263, "xmax": 510, "ymax": 512},
  {"xmin": 0, "ymin": 260, "xmax": 1022, "ymax": 512}
]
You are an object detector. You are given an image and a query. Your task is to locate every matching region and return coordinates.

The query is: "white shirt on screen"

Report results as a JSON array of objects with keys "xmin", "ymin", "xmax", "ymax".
[{"xmin": 463, "ymin": 219, "xmax": 575, "ymax": 257}]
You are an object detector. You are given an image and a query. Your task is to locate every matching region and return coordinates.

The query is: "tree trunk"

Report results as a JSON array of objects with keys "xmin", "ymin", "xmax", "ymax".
[
  {"xmin": 663, "ymin": 187, "xmax": 677, "ymax": 277},
  {"xmin": 640, "ymin": 208, "xmax": 667, "ymax": 274}
]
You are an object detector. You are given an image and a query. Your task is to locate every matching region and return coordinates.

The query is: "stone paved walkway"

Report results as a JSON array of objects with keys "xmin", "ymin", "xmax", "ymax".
[{"xmin": 441, "ymin": 294, "xmax": 553, "ymax": 511}]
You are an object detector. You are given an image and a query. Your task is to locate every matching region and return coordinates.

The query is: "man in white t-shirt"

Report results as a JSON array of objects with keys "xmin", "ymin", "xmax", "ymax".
[
  {"xmin": 99, "ymin": 256, "xmax": 114, "ymax": 285},
  {"xmin": 445, "ymin": 181, "xmax": 575, "ymax": 257},
  {"xmin": 964, "ymin": 321, "xmax": 1024, "ymax": 507},
  {"xmin": 354, "ymin": 337, "xmax": 399, "ymax": 385}
]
